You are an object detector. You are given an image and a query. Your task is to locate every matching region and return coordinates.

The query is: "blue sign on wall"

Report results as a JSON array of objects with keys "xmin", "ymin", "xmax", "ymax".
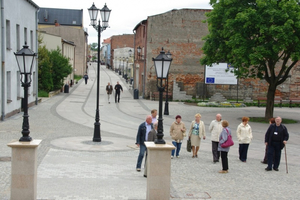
[{"xmin": 206, "ymin": 77, "xmax": 215, "ymax": 84}]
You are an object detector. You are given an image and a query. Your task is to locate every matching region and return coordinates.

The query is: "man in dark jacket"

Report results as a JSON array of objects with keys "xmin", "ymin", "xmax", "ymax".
[
  {"xmin": 144, "ymin": 122, "xmax": 158, "ymax": 177},
  {"xmin": 114, "ymin": 81, "xmax": 123, "ymax": 103},
  {"xmin": 265, "ymin": 116, "xmax": 289, "ymax": 171},
  {"xmin": 136, "ymin": 115, "xmax": 153, "ymax": 172}
]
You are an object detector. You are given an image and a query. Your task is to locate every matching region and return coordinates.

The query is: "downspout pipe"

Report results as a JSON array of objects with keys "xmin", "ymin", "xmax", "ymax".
[
  {"xmin": 35, "ymin": 8, "xmax": 39, "ymax": 105},
  {"xmin": 132, "ymin": 29, "xmax": 136, "ymax": 93},
  {"xmin": 1, "ymin": 0, "xmax": 5, "ymax": 121}
]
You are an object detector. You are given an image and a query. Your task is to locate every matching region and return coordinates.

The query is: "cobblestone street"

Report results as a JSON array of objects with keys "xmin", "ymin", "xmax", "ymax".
[{"xmin": 0, "ymin": 64, "xmax": 299, "ymax": 199}]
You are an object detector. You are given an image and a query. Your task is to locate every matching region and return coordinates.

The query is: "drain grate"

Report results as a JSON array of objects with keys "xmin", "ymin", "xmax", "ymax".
[
  {"xmin": 171, "ymin": 192, "xmax": 211, "ymax": 199},
  {"xmin": 81, "ymin": 140, "xmax": 113, "ymax": 145},
  {"xmin": 0, "ymin": 157, "xmax": 11, "ymax": 162}
]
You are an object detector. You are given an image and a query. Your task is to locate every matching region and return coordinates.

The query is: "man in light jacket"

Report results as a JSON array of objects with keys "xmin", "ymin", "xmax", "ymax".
[{"xmin": 209, "ymin": 113, "xmax": 223, "ymax": 163}]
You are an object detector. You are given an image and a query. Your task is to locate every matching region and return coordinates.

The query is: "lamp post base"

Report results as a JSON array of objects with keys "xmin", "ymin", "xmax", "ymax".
[
  {"xmin": 154, "ymin": 138, "xmax": 166, "ymax": 144},
  {"xmin": 93, "ymin": 122, "xmax": 101, "ymax": 142},
  {"xmin": 19, "ymin": 136, "xmax": 32, "ymax": 142},
  {"xmin": 164, "ymin": 102, "xmax": 169, "ymax": 115}
]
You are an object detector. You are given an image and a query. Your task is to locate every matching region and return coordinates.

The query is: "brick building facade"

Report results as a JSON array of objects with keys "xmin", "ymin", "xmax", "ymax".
[
  {"xmin": 133, "ymin": 8, "xmax": 300, "ymax": 100},
  {"xmin": 110, "ymin": 34, "xmax": 134, "ymax": 70}
]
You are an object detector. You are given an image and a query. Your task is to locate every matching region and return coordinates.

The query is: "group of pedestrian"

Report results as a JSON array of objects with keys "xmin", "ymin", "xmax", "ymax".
[
  {"xmin": 135, "ymin": 111, "xmax": 289, "ymax": 177},
  {"xmin": 105, "ymin": 81, "xmax": 123, "ymax": 103},
  {"xmin": 83, "ymin": 71, "xmax": 124, "ymax": 104}
]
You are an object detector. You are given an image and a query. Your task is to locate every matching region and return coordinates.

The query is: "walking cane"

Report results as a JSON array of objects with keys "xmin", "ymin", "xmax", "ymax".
[{"xmin": 284, "ymin": 145, "xmax": 288, "ymax": 174}]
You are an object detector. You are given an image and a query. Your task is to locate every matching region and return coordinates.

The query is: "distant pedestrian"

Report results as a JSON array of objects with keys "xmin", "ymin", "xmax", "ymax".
[
  {"xmin": 151, "ymin": 109, "xmax": 157, "ymax": 123},
  {"xmin": 83, "ymin": 73, "xmax": 89, "ymax": 84},
  {"xmin": 144, "ymin": 122, "xmax": 158, "ymax": 178},
  {"xmin": 236, "ymin": 117, "xmax": 253, "ymax": 162},
  {"xmin": 170, "ymin": 115, "xmax": 186, "ymax": 158},
  {"xmin": 265, "ymin": 116, "xmax": 289, "ymax": 171},
  {"xmin": 209, "ymin": 113, "xmax": 223, "ymax": 163},
  {"xmin": 218, "ymin": 120, "xmax": 232, "ymax": 173},
  {"xmin": 135, "ymin": 115, "xmax": 153, "ymax": 172},
  {"xmin": 114, "ymin": 81, "xmax": 123, "ymax": 103},
  {"xmin": 106, "ymin": 82, "xmax": 113, "ymax": 104},
  {"xmin": 188, "ymin": 113, "xmax": 206, "ymax": 158},
  {"xmin": 261, "ymin": 118, "xmax": 275, "ymax": 164}
]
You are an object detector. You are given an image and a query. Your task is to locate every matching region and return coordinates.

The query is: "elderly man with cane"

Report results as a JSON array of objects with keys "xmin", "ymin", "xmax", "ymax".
[{"xmin": 264, "ymin": 116, "xmax": 289, "ymax": 172}]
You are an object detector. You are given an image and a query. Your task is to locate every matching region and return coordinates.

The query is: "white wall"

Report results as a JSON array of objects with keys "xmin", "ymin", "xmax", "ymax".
[
  {"xmin": 39, "ymin": 32, "xmax": 62, "ymax": 51},
  {"xmin": 1, "ymin": 0, "xmax": 38, "ymax": 119}
]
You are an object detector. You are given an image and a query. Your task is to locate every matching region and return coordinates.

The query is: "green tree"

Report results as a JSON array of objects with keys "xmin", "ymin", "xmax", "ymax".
[
  {"xmin": 49, "ymin": 48, "xmax": 72, "ymax": 90},
  {"xmin": 90, "ymin": 42, "xmax": 98, "ymax": 51},
  {"xmin": 201, "ymin": 0, "xmax": 300, "ymax": 119},
  {"xmin": 38, "ymin": 46, "xmax": 53, "ymax": 92}
]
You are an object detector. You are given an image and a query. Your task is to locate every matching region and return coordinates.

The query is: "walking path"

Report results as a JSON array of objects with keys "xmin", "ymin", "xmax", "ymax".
[{"xmin": 0, "ymin": 63, "xmax": 299, "ymax": 199}]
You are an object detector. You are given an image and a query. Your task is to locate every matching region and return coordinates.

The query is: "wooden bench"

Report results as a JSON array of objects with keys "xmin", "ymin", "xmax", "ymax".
[
  {"xmin": 257, "ymin": 97, "xmax": 282, "ymax": 108},
  {"xmin": 289, "ymin": 98, "xmax": 300, "ymax": 108},
  {"xmin": 151, "ymin": 92, "xmax": 172, "ymax": 101}
]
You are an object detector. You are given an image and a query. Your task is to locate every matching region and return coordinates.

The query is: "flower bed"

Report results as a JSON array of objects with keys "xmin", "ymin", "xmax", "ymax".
[{"xmin": 197, "ymin": 102, "xmax": 246, "ymax": 107}]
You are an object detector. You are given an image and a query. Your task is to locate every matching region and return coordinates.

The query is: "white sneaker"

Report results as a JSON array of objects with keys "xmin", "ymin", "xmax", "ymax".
[
  {"xmin": 176, "ymin": 156, "xmax": 180, "ymax": 158},
  {"xmin": 171, "ymin": 156, "xmax": 174, "ymax": 159}
]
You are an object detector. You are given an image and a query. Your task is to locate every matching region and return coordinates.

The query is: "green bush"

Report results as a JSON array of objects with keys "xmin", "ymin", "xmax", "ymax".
[
  {"xmin": 38, "ymin": 90, "xmax": 49, "ymax": 97},
  {"xmin": 74, "ymin": 75, "xmax": 82, "ymax": 82}
]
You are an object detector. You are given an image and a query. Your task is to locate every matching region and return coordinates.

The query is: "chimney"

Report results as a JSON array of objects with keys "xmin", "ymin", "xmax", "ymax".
[{"xmin": 54, "ymin": 19, "xmax": 60, "ymax": 27}]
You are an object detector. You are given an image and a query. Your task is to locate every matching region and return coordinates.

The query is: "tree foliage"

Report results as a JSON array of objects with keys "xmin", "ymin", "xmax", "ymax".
[
  {"xmin": 49, "ymin": 48, "xmax": 72, "ymax": 90},
  {"xmin": 90, "ymin": 42, "xmax": 98, "ymax": 51},
  {"xmin": 38, "ymin": 46, "xmax": 53, "ymax": 92},
  {"xmin": 201, "ymin": 0, "xmax": 300, "ymax": 119},
  {"xmin": 38, "ymin": 46, "xmax": 72, "ymax": 92}
]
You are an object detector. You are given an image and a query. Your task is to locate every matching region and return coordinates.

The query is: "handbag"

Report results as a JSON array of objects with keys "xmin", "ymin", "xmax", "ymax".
[
  {"xmin": 221, "ymin": 128, "xmax": 234, "ymax": 148},
  {"xmin": 187, "ymin": 138, "xmax": 192, "ymax": 152}
]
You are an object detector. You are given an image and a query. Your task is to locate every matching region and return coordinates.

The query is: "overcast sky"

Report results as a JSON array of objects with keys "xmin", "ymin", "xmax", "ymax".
[{"xmin": 33, "ymin": 0, "xmax": 212, "ymax": 44}]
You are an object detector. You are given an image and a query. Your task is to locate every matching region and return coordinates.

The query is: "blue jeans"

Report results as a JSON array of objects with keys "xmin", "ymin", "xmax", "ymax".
[
  {"xmin": 136, "ymin": 144, "xmax": 147, "ymax": 169},
  {"xmin": 171, "ymin": 141, "xmax": 182, "ymax": 157}
]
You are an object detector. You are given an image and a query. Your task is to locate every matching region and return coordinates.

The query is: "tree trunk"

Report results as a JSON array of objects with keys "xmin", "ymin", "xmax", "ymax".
[{"xmin": 265, "ymin": 84, "xmax": 276, "ymax": 120}]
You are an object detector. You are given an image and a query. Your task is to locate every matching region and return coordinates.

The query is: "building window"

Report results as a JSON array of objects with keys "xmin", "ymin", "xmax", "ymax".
[
  {"xmin": 7, "ymin": 71, "xmax": 12, "ymax": 103},
  {"xmin": 24, "ymin": 27, "xmax": 27, "ymax": 44},
  {"xmin": 16, "ymin": 24, "xmax": 20, "ymax": 51},
  {"xmin": 6, "ymin": 20, "xmax": 11, "ymax": 50},
  {"xmin": 17, "ymin": 71, "xmax": 21, "ymax": 99},
  {"xmin": 30, "ymin": 30, "xmax": 33, "ymax": 50}
]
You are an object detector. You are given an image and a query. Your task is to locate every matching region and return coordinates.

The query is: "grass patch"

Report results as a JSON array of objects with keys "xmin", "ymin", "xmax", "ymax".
[
  {"xmin": 249, "ymin": 117, "xmax": 297, "ymax": 124},
  {"xmin": 38, "ymin": 90, "xmax": 49, "ymax": 97},
  {"xmin": 74, "ymin": 75, "xmax": 82, "ymax": 82}
]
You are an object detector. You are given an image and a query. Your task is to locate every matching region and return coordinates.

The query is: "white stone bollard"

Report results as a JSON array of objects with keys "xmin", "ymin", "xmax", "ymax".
[
  {"xmin": 7, "ymin": 140, "xmax": 42, "ymax": 200},
  {"xmin": 145, "ymin": 142, "xmax": 175, "ymax": 200}
]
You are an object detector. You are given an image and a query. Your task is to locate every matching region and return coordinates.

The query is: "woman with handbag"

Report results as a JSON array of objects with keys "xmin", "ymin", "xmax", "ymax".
[
  {"xmin": 218, "ymin": 120, "xmax": 233, "ymax": 173},
  {"xmin": 188, "ymin": 113, "xmax": 206, "ymax": 158}
]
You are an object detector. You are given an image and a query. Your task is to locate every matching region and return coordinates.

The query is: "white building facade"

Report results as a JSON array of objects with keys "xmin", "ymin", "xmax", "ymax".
[{"xmin": 0, "ymin": 0, "xmax": 39, "ymax": 120}]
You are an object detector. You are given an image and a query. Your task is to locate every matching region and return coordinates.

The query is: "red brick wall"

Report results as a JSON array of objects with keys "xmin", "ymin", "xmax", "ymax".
[{"xmin": 111, "ymin": 34, "xmax": 134, "ymax": 69}]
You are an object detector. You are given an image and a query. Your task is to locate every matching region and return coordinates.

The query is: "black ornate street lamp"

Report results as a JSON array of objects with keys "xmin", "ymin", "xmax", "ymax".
[
  {"xmin": 126, "ymin": 57, "xmax": 128, "ymax": 79},
  {"xmin": 118, "ymin": 57, "xmax": 122, "ymax": 75},
  {"xmin": 122, "ymin": 57, "xmax": 125, "ymax": 78},
  {"xmin": 152, "ymin": 48, "xmax": 172, "ymax": 144},
  {"xmin": 137, "ymin": 46, "xmax": 142, "ymax": 59},
  {"xmin": 128, "ymin": 49, "xmax": 132, "ymax": 79},
  {"xmin": 14, "ymin": 43, "xmax": 37, "ymax": 142},
  {"xmin": 88, "ymin": 2, "xmax": 111, "ymax": 142},
  {"xmin": 164, "ymin": 50, "xmax": 172, "ymax": 115}
]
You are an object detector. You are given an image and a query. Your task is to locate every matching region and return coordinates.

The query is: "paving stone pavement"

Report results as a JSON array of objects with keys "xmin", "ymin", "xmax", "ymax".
[{"xmin": 0, "ymin": 63, "xmax": 299, "ymax": 200}]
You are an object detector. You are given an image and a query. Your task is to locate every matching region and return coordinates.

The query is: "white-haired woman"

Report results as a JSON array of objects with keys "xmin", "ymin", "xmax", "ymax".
[{"xmin": 188, "ymin": 113, "xmax": 206, "ymax": 158}]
